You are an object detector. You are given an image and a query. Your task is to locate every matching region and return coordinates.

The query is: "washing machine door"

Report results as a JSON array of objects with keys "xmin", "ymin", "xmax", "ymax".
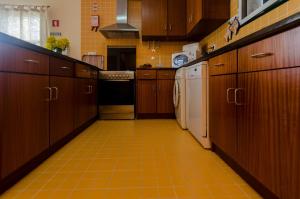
[{"xmin": 173, "ymin": 80, "xmax": 180, "ymax": 108}]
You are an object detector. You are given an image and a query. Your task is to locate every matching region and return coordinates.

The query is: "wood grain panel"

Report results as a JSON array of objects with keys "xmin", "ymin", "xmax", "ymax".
[
  {"xmin": 50, "ymin": 77, "xmax": 75, "ymax": 146},
  {"xmin": 168, "ymin": 0, "xmax": 186, "ymax": 36},
  {"xmin": 136, "ymin": 70, "xmax": 157, "ymax": 79},
  {"xmin": 277, "ymin": 68, "xmax": 300, "ymax": 199},
  {"xmin": 237, "ymin": 70, "xmax": 282, "ymax": 196},
  {"xmin": 88, "ymin": 79, "xmax": 98, "ymax": 120},
  {"xmin": 0, "ymin": 73, "xmax": 49, "ymax": 179},
  {"xmin": 157, "ymin": 79, "xmax": 175, "ymax": 114},
  {"xmin": 209, "ymin": 74, "xmax": 237, "ymax": 159},
  {"xmin": 0, "ymin": 43, "xmax": 49, "ymax": 75},
  {"xmin": 157, "ymin": 70, "xmax": 175, "ymax": 79},
  {"xmin": 50, "ymin": 57, "xmax": 74, "ymax": 77},
  {"xmin": 136, "ymin": 80, "xmax": 157, "ymax": 114},
  {"xmin": 209, "ymin": 50, "xmax": 237, "ymax": 76},
  {"xmin": 238, "ymin": 26, "xmax": 300, "ymax": 73},
  {"xmin": 142, "ymin": 0, "xmax": 168, "ymax": 36}
]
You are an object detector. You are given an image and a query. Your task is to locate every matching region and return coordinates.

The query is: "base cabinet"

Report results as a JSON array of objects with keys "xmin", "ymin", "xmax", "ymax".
[
  {"xmin": 50, "ymin": 77, "xmax": 75, "ymax": 146},
  {"xmin": 209, "ymin": 74, "xmax": 237, "ymax": 159},
  {"xmin": 137, "ymin": 80, "xmax": 157, "ymax": 114},
  {"xmin": 157, "ymin": 80, "xmax": 175, "ymax": 114},
  {"xmin": 0, "ymin": 73, "xmax": 49, "ymax": 179}
]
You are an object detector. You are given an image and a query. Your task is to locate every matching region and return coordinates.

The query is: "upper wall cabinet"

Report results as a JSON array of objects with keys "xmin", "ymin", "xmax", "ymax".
[
  {"xmin": 142, "ymin": 0, "xmax": 186, "ymax": 41},
  {"xmin": 186, "ymin": 0, "xmax": 230, "ymax": 40}
]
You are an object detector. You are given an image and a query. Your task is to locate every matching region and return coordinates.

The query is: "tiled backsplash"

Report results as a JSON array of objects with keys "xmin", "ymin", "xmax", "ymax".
[
  {"xmin": 81, "ymin": 0, "xmax": 185, "ymax": 69},
  {"xmin": 200, "ymin": 0, "xmax": 300, "ymax": 51}
]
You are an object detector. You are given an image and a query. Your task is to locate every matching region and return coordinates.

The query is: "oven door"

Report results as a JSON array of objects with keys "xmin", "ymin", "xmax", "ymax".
[{"xmin": 98, "ymin": 79, "xmax": 135, "ymax": 119}]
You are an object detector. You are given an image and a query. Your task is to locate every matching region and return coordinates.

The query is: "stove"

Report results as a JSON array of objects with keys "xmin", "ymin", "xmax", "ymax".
[{"xmin": 98, "ymin": 71, "xmax": 135, "ymax": 120}]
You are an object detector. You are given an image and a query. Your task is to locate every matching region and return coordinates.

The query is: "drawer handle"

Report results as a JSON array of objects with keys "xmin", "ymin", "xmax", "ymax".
[
  {"xmin": 24, "ymin": 59, "xmax": 40, "ymax": 64},
  {"xmin": 251, "ymin": 52, "xmax": 273, "ymax": 58},
  {"xmin": 214, "ymin": 63, "xmax": 225, "ymax": 67},
  {"xmin": 143, "ymin": 74, "xmax": 151, "ymax": 76},
  {"xmin": 60, "ymin": 66, "xmax": 70, "ymax": 70}
]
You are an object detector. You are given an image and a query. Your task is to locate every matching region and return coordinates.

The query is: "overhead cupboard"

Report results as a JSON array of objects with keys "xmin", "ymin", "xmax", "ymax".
[
  {"xmin": 209, "ymin": 25, "xmax": 300, "ymax": 199},
  {"xmin": 141, "ymin": 0, "xmax": 230, "ymax": 40},
  {"xmin": 0, "ymin": 38, "xmax": 98, "ymax": 192}
]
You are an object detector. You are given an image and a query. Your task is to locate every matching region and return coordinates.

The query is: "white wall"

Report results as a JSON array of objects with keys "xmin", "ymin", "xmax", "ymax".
[{"xmin": 0, "ymin": 0, "xmax": 81, "ymax": 59}]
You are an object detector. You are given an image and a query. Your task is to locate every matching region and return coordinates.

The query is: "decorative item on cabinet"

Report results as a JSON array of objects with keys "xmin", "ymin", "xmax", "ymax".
[{"xmin": 225, "ymin": 16, "xmax": 240, "ymax": 42}]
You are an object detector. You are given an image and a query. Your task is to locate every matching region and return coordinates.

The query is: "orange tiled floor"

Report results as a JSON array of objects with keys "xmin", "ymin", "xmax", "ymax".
[{"xmin": 1, "ymin": 120, "xmax": 262, "ymax": 199}]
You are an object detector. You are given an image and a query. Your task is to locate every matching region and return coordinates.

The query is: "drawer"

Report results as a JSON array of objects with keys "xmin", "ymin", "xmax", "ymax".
[
  {"xmin": 50, "ymin": 57, "xmax": 74, "ymax": 77},
  {"xmin": 0, "ymin": 43, "xmax": 49, "ymax": 74},
  {"xmin": 209, "ymin": 50, "xmax": 237, "ymax": 75},
  {"xmin": 157, "ymin": 70, "xmax": 175, "ymax": 79},
  {"xmin": 76, "ymin": 63, "xmax": 92, "ymax": 78},
  {"xmin": 90, "ymin": 69, "xmax": 98, "ymax": 79},
  {"xmin": 238, "ymin": 26, "xmax": 300, "ymax": 72},
  {"xmin": 136, "ymin": 70, "xmax": 157, "ymax": 79}
]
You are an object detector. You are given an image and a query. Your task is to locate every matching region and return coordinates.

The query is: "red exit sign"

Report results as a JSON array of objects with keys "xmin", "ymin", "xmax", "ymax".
[{"xmin": 52, "ymin": 20, "xmax": 60, "ymax": 27}]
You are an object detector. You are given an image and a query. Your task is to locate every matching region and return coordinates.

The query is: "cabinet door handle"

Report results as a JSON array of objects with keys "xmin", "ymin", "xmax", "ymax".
[
  {"xmin": 235, "ymin": 88, "xmax": 244, "ymax": 106},
  {"xmin": 251, "ymin": 52, "xmax": 273, "ymax": 58},
  {"xmin": 169, "ymin": 24, "xmax": 172, "ymax": 31},
  {"xmin": 90, "ymin": 85, "xmax": 93, "ymax": 94},
  {"xmin": 214, "ymin": 63, "xmax": 225, "ymax": 67},
  {"xmin": 24, "ymin": 59, "xmax": 40, "ymax": 64},
  {"xmin": 226, "ymin": 88, "xmax": 235, "ymax": 104},
  {"xmin": 45, "ymin": 87, "xmax": 52, "ymax": 101},
  {"xmin": 52, "ymin": 87, "xmax": 59, "ymax": 100},
  {"xmin": 164, "ymin": 25, "xmax": 168, "ymax": 31},
  {"xmin": 60, "ymin": 66, "xmax": 70, "ymax": 70}
]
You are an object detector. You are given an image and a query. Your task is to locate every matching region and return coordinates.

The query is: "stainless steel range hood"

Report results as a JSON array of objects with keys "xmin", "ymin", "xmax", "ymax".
[{"xmin": 99, "ymin": 0, "xmax": 139, "ymax": 39}]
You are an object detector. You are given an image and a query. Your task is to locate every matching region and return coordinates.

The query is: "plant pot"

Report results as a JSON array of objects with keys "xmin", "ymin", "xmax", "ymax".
[{"xmin": 53, "ymin": 48, "xmax": 63, "ymax": 54}]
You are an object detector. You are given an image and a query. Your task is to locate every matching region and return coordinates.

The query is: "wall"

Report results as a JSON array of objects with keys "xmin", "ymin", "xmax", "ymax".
[
  {"xmin": 81, "ymin": 0, "xmax": 185, "ymax": 69},
  {"xmin": 0, "ymin": 0, "xmax": 81, "ymax": 59},
  {"xmin": 200, "ymin": 0, "xmax": 300, "ymax": 50}
]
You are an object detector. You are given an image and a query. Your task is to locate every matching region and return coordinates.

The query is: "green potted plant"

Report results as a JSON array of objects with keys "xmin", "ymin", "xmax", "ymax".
[{"xmin": 46, "ymin": 36, "xmax": 70, "ymax": 54}]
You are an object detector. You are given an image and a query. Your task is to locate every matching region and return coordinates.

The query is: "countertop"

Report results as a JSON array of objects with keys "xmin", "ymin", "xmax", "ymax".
[
  {"xmin": 0, "ymin": 32, "xmax": 100, "ymax": 71},
  {"xmin": 179, "ymin": 12, "xmax": 300, "ymax": 69}
]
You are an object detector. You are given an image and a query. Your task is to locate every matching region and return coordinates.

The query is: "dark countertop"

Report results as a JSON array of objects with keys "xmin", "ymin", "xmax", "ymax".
[
  {"xmin": 0, "ymin": 32, "xmax": 100, "ymax": 71},
  {"xmin": 136, "ymin": 67, "xmax": 176, "ymax": 70},
  {"xmin": 180, "ymin": 12, "xmax": 300, "ymax": 69}
]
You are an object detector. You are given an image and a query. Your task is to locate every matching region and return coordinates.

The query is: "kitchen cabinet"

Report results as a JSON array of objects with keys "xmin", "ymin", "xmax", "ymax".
[
  {"xmin": 75, "ymin": 78, "xmax": 98, "ymax": 128},
  {"xmin": 209, "ymin": 74, "xmax": 237, "ymax": 159},
  {"xmin": 236, "ymin": 71, "xmax": 280, "ymax": 196},
  {"xmin": 50, "ymin": 77, "xmax": 75, "ymax": 146},
  {"xmin": 141, "ymin": 0, "xmax": 186, "ymax": 40},
  {"xmin": 209, "ymin": 26, "xmax": 300, "ymax": 199},
  {"xmin": 186, "ymin": 0, "xmax": 230, "ymax": 40},
  {"xmin": 137, "ymin": 80, "xmax": 157, "ymax": 114},
  {"xmin": 136, "ymin": 69, "xmax": 175, "ymax": 118},
  {"xmin": 0, "ymin": 73, "xmax": 49, "ymax": 179},
  {"xmin": 157, "ymin": 79, "xmax": 175, "ymax": 114}
]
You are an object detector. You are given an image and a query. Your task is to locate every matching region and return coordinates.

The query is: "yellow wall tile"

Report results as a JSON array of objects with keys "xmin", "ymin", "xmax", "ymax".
[{"xmin": 81, "ymin": 0, "xmax": 185, "ymax": 69}]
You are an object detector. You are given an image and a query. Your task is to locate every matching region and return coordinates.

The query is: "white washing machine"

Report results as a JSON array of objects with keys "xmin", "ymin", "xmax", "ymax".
[
  {"xmin": 174, "ymin": 67, "xmax": 187, "ymax": 129},
  {"xmin": 186, "ymin": 62, "xmax": 211, "ymax": 149}
]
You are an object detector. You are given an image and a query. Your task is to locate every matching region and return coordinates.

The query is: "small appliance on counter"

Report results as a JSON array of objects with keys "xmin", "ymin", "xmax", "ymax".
[{"xmin": 171, "ymin": 42, "xmax": 202, "ymax": 69}]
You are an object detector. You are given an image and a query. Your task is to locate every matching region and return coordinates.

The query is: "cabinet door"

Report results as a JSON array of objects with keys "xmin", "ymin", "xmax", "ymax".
[
  {"xmin": 277, "ymin": 68, "xmax": 300, "ymax": 199},
  {"xmin": 157, "ymin": 80, "xmax": 175, "ymax": 114},
  {"xmin": 142, "ymin": 0, "xmax": 168, "ymax": 36},
  {"xmin": 186, "ymin": 0, "xmax": 193, "ymax": 33},
  {"xmin": 168, "ymin": 0, "xmax": 186, "ymax": 36},
  {"xmin": 75, "ymin": 78, "xmax": 91, "ymax": 128},
  {"xmin": 237, "ymin": 70, "xmax": 281, "ymax": 196},
  {"xmin": 137, "ymin": 80, "xmax": 157, "ymax": 114},
  {"xmin": 187, "ymin": 0, "xmax": 202, "ymax": 33},
  {"xmin": 88, "ymin": 79, "xmax": 98, "ymax": 120},
  {"xmin": 50, "ymin": 77, "xmax": 75, "ymax": 145},
  {"xmin": 0, "ymin": 73, "xmax": 49, "ymax": 179},
  {"xmin": 209, "ymin": 74, "xmax": 237, "ymax": 159}
]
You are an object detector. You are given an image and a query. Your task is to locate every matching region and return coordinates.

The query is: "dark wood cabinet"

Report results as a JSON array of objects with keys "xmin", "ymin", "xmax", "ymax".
[
  {"xmin": 209, "ymin": 74, "xmax": 237, "ymax": 159},
  {"xmin": 75, "ymin": 78, "xmax": 98, "ymax": 128},
  {"xmin": 186, "ymin": 0, "xmax": 230, "ymax": 40},
  {"xmin": 236, "ymin": 71, "xmax": 280, "ymax": 196},
  {"xmin": 50, "ymin": 77, "xmax": 75, "ymax": 146},
  {"xmin": 136, "ymin": 69, "xmax": 175, "ymax": 118},
  {"xmin": 0, "ymin": 73, "xmax": 49, "ymax": 179},
  {"xmin": 157, "ymin": 80, "xmax": 174, "ymax": 114},
  {"xmin": 137, "ymin": 80, "xmax": 157, "ymax": 114},
  {"xmin": 142, "ymin": 0, "xmax": 168, "ymax": 37},
  {"xmin": 142, "ymin": 0, "xmax": 186, "ymax": 40}
]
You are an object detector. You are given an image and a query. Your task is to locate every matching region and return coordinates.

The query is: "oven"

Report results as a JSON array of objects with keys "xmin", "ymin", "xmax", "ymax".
[{"xmin": 98, "ymin": 71, "xmax": 135, "ymax": 119}]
